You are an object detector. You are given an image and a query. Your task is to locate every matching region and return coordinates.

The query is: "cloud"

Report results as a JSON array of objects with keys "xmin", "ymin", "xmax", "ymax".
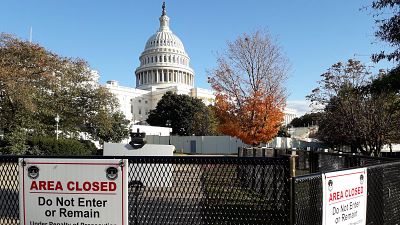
[{"xmin": 286, "ymin": 100, "xmax": 313, "ymax": 116}]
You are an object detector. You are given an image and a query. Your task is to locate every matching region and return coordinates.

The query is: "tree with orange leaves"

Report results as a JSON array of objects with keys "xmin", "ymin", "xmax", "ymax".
[{"xmin": 208, "ymin": 31, "xmax": 289, "ymax": 146}]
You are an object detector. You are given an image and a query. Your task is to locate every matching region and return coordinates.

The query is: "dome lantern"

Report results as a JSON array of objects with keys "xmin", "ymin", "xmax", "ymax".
[{"xmin": 159, "ymin": 2, "xmax": 170, "ymax": 32}]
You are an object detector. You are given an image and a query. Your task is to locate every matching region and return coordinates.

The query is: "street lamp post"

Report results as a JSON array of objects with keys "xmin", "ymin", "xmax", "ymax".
[
  {"xmin": 166, "ymin": 120, "xmax": 172, "ymax": 144},
  {"xmin": 55, "ymin": 114, "xmax": 60, "ymax": 140}
]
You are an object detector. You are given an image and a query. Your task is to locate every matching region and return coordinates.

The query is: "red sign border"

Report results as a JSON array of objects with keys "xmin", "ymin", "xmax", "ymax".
[{"xmin": 21, "ymin": 160, "xmax": 125, "ymax": 225}]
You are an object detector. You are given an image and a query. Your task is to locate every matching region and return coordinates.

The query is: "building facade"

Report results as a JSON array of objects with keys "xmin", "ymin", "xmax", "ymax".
[{"xmin": 104, "ymin": 3, "xmax": 296, "ymax": 126}]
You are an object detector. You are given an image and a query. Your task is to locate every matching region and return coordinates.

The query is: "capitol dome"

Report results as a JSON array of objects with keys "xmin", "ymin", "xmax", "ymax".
[{"xmin": 135, "ymin": 2, "xmax": 194, "ymax": 90}]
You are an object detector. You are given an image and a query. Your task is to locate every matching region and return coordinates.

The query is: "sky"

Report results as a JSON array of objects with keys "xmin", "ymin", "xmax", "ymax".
[{"xmin": 0, "ymin": 0, "xmax": 396, "ymax": 115}]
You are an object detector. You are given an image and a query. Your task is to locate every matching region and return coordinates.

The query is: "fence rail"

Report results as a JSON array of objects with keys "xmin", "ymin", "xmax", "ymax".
[{"xmin": 0, "ymin": 155, "xmax": 290, "ymax": 225}]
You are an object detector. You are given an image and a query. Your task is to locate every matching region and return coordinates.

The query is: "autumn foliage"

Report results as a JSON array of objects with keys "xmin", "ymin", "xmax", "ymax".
[
  {"xmin": 214, "ymin": 92, "xmax": 284, "ymax": 146},
  {"xmin": 209, "ymin": 31, "xmax": 288, "ymax": 146}
]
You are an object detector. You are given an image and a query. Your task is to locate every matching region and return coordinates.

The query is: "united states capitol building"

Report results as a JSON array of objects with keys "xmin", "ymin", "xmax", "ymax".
[{"xmin": 102, "ymin": 3, "xmax": 297, "ymax": 126}]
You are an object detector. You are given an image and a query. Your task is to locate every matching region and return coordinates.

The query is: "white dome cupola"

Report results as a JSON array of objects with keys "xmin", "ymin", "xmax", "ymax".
[
  {"xmin": 159, "ymin": 3, "xmax": 170, "ymax": 32},
  {"xmin": 135, "ymin": 2, "xmax": 194, "ymax": 90}
]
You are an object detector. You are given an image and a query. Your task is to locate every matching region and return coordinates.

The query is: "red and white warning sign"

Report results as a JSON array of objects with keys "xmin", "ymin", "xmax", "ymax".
[
  {"xmin": 322, "ymin": 168, "xmax": 367, "ymax": 225},
  {"xmin": 19, "ymin": 158, "xmax": 128, "ymax": 225}
]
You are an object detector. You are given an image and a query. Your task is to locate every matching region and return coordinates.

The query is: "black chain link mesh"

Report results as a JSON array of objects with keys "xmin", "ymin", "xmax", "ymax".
[
  {"xmin": 1, "ymin": 153, "xmax": 398, "ymax": 225},
  {"xmin": 294, "ymin": 151, "xmax": 396, "ymax": 175},
  {"xmin": 0, "ymin": 156, "xmax": 290, "ymax": 225},
  {"xmin": 293, "ymin": 158, "xmax": 400, "ymax": 225},
  {"xmin": 0, "ymin": 156, "xmax": 19, "ymax": 225},
  {"xmin": 293, "ymin": 174, "xmax": 322, "ymax": 225},
  {"xmin": 128, "ymin": 156, "xmax": 290, "ymax": 225},
  {"xmin": 366, "ymin": 162, "xmax": 400, "ymax": 225}
]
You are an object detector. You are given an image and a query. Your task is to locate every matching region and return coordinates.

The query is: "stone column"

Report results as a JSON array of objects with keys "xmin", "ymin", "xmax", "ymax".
[
  {"xmin": 156, "ymin": 70, "xmax": 159, "ymax": 83},
  {"xmin": 174, "ymin": 71, "xmax": 177, "ymax": 83}
]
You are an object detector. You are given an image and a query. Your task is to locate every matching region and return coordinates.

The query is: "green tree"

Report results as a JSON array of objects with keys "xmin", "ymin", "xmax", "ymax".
[
  {"xmin": 90, "ymin": 111, "xmax": 130, "ymax": 143},
  {"xmin": 146, "ymin": 92, "xmax": 215, "ymax": 136},
  {"xmin": 276, "ymin": 125, "xmax": 290, "ymax": 138},
  {"xmin": 192, "ymin": 105, "xmax": 219, "ymax": 136},
  {"xmin": 0, "ymin": 33, "xmax": 129, "ymax": 154},
  {"xmin": 308, "ymin": 59, "xmax": 400, "ymax": 155},
  {"xmin": 371, "ymin": 66, "xmax": 400, "ymax": 93},
  {"xmin": 370, "ymin": 0, "xmax": 400, "ymax": 62},
  {"xmin": 290, "ymin": 113, "xmax": 322, "ymax": 127}
]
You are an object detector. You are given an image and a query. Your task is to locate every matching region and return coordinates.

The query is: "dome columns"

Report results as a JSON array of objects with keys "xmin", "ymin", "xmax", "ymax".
[{"xmin": 136, "ymin": 68, "xmax": 194, "ymax": 87}]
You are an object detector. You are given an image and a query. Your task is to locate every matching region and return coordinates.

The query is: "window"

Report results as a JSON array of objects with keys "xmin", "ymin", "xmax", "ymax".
[
  {"xmin": 139, "ymin": 109, "xmax": 142, "ymax": 115},
  {"xmin": 138, "ymin": 100, "xmax": 141, "ymax": 103},
  {"xmin": 145, "ymin": 100, "xmax": 148, "ymax": 104}
]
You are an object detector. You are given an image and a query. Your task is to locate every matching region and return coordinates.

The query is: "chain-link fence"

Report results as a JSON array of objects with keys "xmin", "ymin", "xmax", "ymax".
[
  {"xmin": 0, "ymin": 155, "xmax": 291, "ymax": 225},
  {"xmin": 0, "ymin": 156, "xmax": 18, "ymax": 225},
  {"xmin": 240, "ymin": 147, "xmax": 400, "ymax": 225},
  {"xmin": 2, "ymin": 152, "xmax": 400, "ymax": 225},
  {"xmin": 239, "ymin": 148, "xmax": 396, "ymax": 175},
  {"xmin": 293, "ymin": 159, "xmax": 400, "ymax": 225}
]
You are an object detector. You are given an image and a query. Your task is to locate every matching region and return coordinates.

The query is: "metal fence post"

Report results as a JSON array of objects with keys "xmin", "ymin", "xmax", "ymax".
[
  {"xmin": 309, "ymin": 150, "xmax": 319, "ymax": 173},
  {"xmin": 289, "ymin": 151, "xmax": 298, "ymax": 225},
  {"xmin": 290, "ymin": 151, "xmax": 297, "ymax": 178},
  {"xmin": 290, "ymin": 177, "xmax": 295, "ymax": 225}
]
